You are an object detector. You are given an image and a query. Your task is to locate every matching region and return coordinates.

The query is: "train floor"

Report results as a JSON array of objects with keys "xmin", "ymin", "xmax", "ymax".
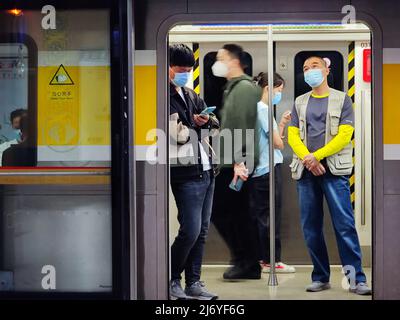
[{"xmin": 200, "ymin": 265, "xmax": 372, "ymax": 300}]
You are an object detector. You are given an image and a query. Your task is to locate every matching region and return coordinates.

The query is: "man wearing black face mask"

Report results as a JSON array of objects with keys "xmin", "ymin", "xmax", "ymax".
[{"xmin": 169, "ymin": 44, "xmax": 219, "ymax": 300}]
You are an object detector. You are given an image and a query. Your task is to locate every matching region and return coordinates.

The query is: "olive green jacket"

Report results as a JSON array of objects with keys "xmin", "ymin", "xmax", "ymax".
[{"xmin": 219, "ymin": 74, "xmax": 262, "ymax": 172}]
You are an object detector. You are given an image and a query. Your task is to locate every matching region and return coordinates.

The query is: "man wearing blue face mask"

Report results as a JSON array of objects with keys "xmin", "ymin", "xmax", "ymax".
[
  {"xmin": 0, "ymin": 108, "xmax": 27, "ymax": 165},
  {"xmin": 10, "ymin": 109, "xmax": 26, "ymax": 140},
  {"xmin": 169, "ymin": 44, "xmax": 219, "ymax": 300},
  {"xmin": 288, "ymin": 56, "xmax": 371, "ymax": 295},
  {"xmin": 251, "ymin": 72, "xmax": 295, "ymax": 274}
]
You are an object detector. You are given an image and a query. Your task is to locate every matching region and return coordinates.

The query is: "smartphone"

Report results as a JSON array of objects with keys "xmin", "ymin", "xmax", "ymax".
[
  {"xmin": 200, "ymin": 106, "xmax": 216, "ymax": 115},
  {"xmin": 229, "ymin": 177, "xmax": 245, "ymax": 192}
]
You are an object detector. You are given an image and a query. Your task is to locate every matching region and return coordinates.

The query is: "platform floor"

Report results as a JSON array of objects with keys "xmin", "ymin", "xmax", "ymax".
[{"xmin": 201, "ymin": 265, "xmax": 372, "ymax": 300}]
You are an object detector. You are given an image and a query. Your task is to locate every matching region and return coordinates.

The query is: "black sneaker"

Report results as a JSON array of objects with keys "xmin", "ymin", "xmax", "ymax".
[{"xmin": 223, "ymin": 264, "xmax": 261, "ymax": 280}]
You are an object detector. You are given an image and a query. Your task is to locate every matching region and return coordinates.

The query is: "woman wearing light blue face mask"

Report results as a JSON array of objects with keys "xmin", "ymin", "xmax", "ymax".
[{"xmin": 248, "ymin": 72, "xmax": 295, "ymax": 274}]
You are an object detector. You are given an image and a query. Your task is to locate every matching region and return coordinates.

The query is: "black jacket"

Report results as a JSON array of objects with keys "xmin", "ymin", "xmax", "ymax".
[
  {"xmin": 2, "ymin": 141, "xmax": 36, "ymax": 167},
  {"xmin": 170, "ymin": 84, "xmax": 219, "ymax": 183}
]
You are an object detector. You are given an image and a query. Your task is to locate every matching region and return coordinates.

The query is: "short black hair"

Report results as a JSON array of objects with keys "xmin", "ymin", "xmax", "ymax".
[
  {"xmin": 304, "ymin": 56, "xmax": 327, "ymax": 67},
  {"xmin": 222, "ymin": 44, "xmax": 247, "ymax": 69},
  {"xmin": 10, "ymin": 108, "xmax": 27, "ymax": 123},
  {"xmin": 253, "ymin": 72, "xmax": 285, "ymax": 88},
  {"xmin": 19, "ymin": 112, "xmax": 29, "ymax": 133},
  {"xmin": 169, "ymin": 44, "xmax": 195, "ymax": 67}
]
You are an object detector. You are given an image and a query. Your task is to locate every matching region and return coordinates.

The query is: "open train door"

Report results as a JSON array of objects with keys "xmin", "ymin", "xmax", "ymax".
[{"xmin": 0, "ymin": 0, "xmax": 134, "ymax": 299}]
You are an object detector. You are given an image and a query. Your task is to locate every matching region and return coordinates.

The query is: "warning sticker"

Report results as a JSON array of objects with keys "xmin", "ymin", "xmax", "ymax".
[
  {"xmin": 41, "ymin": 64, "xmax": 79, "ymax": 147},
  {"xmin": 49, "ymin": 64, "xmax": 74, "ymax": 85},
  {"xmin": 38, "ymin": 56, "xmax": 111, "ymax": 162}
]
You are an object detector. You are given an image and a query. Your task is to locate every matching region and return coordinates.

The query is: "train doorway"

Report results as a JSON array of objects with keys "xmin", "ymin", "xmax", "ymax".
[{"xmin": 167, "ymin": 23, "xmax": 373, "ymax": 300}]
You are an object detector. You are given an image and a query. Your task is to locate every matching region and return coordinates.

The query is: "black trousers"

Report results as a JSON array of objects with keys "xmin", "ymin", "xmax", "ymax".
[
  {"xmin": 211, "ymin": 167, "xmax": 259, "ymax": 267},
  {"xmin": 248, "ymin": 164, "xmax": 282, "ymax": 263}
]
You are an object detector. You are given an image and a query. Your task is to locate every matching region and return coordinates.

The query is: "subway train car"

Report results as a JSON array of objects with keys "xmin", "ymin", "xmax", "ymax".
[{"xmin": 0, "ymin": 0, "xmax": 399, "ymax": 300}]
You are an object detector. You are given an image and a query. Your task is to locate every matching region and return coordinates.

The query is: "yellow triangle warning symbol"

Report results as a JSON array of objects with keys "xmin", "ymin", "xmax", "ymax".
[{"xmin": 49, "ymin": 64, "xmax": 74, "ymax": 85}]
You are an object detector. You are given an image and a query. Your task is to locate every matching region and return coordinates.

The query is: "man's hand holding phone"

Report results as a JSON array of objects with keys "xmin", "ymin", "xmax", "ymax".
[
  {"xmin": 200, "ymin": 106, "xmax": 216, "ymax": 115},
  {"xmin": 194, "ymin": 106, "xmax": 216, "ymax": 126},
  {"xmin": 233, "ymin": 162, "xmax": 249, "ymax": 182},
  {"xmin": 193, "ymin": 114, "xmax": 209, "ymax": 126},
  {"xmin": 229, "ymin": 162, "xmax": 248, "ymax": 192}
]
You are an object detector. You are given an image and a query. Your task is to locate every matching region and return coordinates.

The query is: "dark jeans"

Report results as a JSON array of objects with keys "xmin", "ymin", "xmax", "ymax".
[
  {"xmin": 211, "ymin": 167, "xmax": 259, "ymax": 267},
  {"xmin": 248, "ymin": 164, "xmax": 282, "ymax": 263},
  {"xmin": 297, "ymin": 169, "xmax": 367, "ymax": 284},
  {"xmin": 171, "ymin": 170, "xmax": 215, "ymax": 285}
]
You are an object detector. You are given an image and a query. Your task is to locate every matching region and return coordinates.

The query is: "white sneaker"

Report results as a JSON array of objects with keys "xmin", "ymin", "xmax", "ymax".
[
  {"xmin": 349, "ymin": 282, "xmax": 372, "ymax": 295},
  {"xmin": 261, "ymin": 262, "xmax": 296, "ymax": 273}
]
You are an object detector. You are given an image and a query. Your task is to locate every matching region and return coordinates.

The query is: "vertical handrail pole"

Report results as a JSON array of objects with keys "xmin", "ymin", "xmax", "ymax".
[{"xmin": 267, "ymin": 24, "xmax": 278, "ymax": 286}]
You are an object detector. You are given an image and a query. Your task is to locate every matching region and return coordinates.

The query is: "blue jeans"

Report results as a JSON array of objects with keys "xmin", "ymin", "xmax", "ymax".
[
  {"xmin": 171, "ymin": 170, "xmax": 215, "ymax": 285},
  {"xmin": 297, "ymin": 169, "xmax": 367, "ymax": 284}
]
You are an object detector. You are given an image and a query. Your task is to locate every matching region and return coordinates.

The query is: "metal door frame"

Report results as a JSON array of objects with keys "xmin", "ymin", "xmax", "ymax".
[
  {"xmin": 0, "ymin": 0, "xmax": 134, "ymax": 299},
  {"xmin": 153, "ymin": 12, "xmax": 382, "ymax": 300}
]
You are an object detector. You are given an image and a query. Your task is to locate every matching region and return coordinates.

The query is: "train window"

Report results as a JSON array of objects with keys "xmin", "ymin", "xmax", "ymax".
[
  {"xmin": 0, "ymin": 7, "xmax": 112, "ymax": 293},
  {"xmin": 294, "ymin": 51, "xmax": 344, "ymax": 98},
  {"xmin": 203, "ymin": 51, "xmax": 252, "ymax": 119},
  {"xmin": 0, "ymin": 12, "xmax": 111, "ymax": 169},
  {"xmin": 0, "ymin": 42, "xmax": 36, "ymax": 166}
]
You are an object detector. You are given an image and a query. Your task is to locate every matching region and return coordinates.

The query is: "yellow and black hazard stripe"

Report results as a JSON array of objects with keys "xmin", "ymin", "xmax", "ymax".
[
  {"xmin": 348, "ymin": 41, "xmax": 356, "ymax": 211},
  {"xmin": 193, "ymin": 43, "xmax": 200, "ymax": 95}
]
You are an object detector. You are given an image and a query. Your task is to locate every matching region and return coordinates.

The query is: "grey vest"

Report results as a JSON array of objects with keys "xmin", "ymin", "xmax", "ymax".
[{"xmin": 290, "ymin": 88, "xmax": 353, "ymax": 180}]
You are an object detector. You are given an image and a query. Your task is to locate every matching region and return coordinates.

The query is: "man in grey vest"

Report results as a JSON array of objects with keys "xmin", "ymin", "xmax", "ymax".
[{"xmin": 288, "ymin": 56, "xmax": 371, "ymax": 295}]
